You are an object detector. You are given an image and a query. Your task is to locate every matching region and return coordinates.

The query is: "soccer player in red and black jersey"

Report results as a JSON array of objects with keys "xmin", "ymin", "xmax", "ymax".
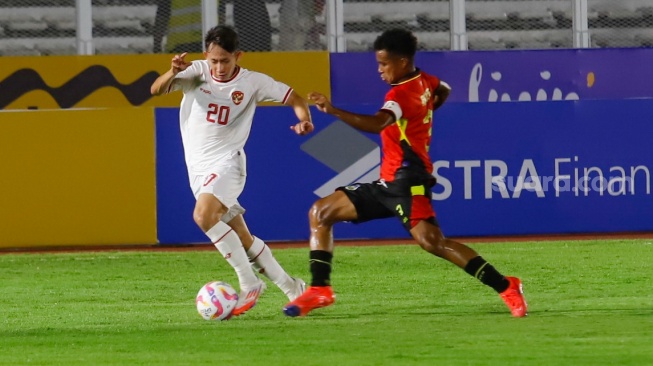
[{"xmin": 283, "ymin": 28, "xmax": 528, "ymax": 318}]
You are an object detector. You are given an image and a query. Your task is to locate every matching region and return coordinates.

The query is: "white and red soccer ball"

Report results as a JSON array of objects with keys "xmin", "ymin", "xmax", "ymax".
[{"xmin": 196, "ymin": 281, "xmax": 239, "ymax": 321}]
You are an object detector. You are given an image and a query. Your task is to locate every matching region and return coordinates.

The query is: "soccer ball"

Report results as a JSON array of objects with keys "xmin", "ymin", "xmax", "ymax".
[{"xmin": 196, "ymin": 281, "xmax": 239, "ymax": 321}]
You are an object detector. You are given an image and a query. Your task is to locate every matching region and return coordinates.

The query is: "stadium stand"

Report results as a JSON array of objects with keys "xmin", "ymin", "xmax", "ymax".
[
  {"xmin": 0, "ymin": 0, "xmax": 156, "ymax": 55},
  {"xmin": 0, "ymin": 0, "xmax": 651, "ymax": 55}
]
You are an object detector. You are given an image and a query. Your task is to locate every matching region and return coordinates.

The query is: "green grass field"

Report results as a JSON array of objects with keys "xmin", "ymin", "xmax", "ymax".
[{"xmin": 2, "ymin": 240, "xmax": 652, "ymax": 366}]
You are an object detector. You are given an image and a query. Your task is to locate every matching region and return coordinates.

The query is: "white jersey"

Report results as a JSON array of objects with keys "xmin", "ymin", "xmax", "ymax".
[{"xmin": 170, "ymin": 61, "xmax": 292, "ymax": 175}]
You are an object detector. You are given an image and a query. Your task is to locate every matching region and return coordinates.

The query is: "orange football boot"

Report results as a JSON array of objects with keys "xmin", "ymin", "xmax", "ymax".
[
  {"xmin": 500, "ymin": 276, "xmax": 528, "ymax": 317},
  {"xmin": 283, "ymin": 286, "xmax": 335, "ymax": 317},
  {"xmin": 232, "ymin": 279, "xmax": 266, "ymax": 316}
]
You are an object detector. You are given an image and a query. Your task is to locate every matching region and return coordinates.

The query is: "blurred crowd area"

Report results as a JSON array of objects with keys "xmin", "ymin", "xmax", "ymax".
[{"xmin": 0, "ymin": 0, "xmax": 652, "ymax": 56}]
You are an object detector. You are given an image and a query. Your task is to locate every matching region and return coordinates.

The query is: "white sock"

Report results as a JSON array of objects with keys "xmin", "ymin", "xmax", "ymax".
[
  {"xmin": 246, "ymin": 237, "xmax": 295, "ymax": 296},
  {"xmin": 206, "ymin": 221, "xmax": 259, "ymax": 290}
]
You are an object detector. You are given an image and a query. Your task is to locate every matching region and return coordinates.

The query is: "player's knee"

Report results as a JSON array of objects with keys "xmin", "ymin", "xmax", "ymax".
[
  {"xmin": 194, "ymin": 208, "xmax": 225, "ymax": 232},
  {"xmin": 309, "ymin": 198, "xmax": 337, "ymax": 226},
  {"xmin": 193, "ymin": 213, "xmax": 212, "ymax": 232},
  {"xmin": 416, "ymin": 231, "xmax": 447, "ymax": 257},
  {"xmin": 194, "ymin": 201, "xmax": 228, "ymax": 230}
]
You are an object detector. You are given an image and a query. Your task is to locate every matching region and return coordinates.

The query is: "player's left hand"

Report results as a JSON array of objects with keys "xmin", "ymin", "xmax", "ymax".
[{"xmin": 291, "ymin": 121, "xmax": 314, "ymax": 136}]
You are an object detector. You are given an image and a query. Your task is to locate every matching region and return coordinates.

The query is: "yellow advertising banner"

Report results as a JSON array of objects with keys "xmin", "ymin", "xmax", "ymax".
[
  {"xmin": 0, "ymin": 108, "xmax": 157, "ymax": 247},
  {"xmin": 0, "ymin": 52, "xmax": 330, "ymax": 110}
]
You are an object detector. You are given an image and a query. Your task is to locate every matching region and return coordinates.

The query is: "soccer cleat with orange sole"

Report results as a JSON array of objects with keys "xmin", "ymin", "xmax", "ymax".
[
  {"xmin": 283, "ymin": 286, "xmax": 335, "ymax": 317},
  {"xmin": 500, "ymin": 276, "xmax": 528, "ymax": 317},
  {"xmin": 232, "ymin": 279, "xmax": 266, "ymax": 317}
]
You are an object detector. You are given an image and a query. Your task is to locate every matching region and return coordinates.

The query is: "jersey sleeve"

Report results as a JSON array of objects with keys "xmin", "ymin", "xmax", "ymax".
[
  {"xmin": 168, "ymin": 61, "xmax": 203, "ymax": 93},
  {"xmin": 430, "ymin": 74, "xmax": 450, "ymax": 99},
  {"xmin": 380, "ymin": 89, "xmax": 403, "ymax": 121},
  {"xmin": 431, "ymin": 74, "xmax": 441, "ymax": 89},
  {"xmin": 250, "ymin": 72, "xmax": 293, "ymax": 103}
]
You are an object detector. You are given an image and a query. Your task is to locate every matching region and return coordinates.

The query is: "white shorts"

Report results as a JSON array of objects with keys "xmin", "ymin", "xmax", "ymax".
[{"xmin": 189, "ymin": 150, "xmax": 247, "ymax": 222}]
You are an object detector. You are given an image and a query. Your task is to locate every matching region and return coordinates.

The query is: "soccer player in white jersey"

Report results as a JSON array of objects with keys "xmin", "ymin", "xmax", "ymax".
[{"xmin": 150, "ymin": 25, "xmax": 314, "ymax": 316}]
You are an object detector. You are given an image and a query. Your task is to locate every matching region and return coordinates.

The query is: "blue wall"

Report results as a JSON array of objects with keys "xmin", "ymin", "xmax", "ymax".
[
  {"xmin": 156, "ymin": 99, "xmax": 653, "ymax": 243},
  {"xmin": 156, "ymin": 49, "xmax": 653, "ymax": 244}
]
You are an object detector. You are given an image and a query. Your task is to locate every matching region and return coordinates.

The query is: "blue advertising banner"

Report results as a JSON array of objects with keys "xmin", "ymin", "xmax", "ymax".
[
  {"xmin": 156, "ymin": 99, "xmax": 653, "ymax": 244},
  {"xmin": 429, "ymin": 100, "xmax": 653, "ymax": 236},
  {"xmin": 331, "ymin": 48, "xmax": 653, "ymax": 106}
]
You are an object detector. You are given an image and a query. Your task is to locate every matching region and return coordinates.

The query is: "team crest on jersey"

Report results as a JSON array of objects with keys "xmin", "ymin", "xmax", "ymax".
[{"xmin": 231, "ymin": 91, "xmax": 244, "ymax": 105}]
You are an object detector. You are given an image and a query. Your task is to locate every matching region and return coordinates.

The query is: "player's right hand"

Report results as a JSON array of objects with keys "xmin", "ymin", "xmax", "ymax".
[
  {"xmin": 290, "ymin": 121, "xmax": 314, "ymax": 136},
  {"xmin": 307, "ymin": 92, "xmax": 333, "ymax": 114},
  {"xmin": 171, "ymin": 52, "xmax": 191, "ymax": 74}
]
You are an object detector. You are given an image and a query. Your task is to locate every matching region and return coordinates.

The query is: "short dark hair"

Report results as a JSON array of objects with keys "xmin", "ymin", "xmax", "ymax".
[
  {"xmin": 373, "ymin": 28, "xmax": 417, "ymax": 59},
  {"xmin": 204, "ymin": 25, "xmax": 240, "ymax": 53}
]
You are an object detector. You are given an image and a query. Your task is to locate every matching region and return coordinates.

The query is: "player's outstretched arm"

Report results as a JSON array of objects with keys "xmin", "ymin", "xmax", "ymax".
[
  {"xmin": 150, "ymin": 52, "xmax": 192, "ymax": 96},
  {"xmin": 307, "ymin": 92, "xmax": 394, "ymax": 134},
  {"xmin": 285, "ymin": 91, "xmax": 314, "ymax": 136}
]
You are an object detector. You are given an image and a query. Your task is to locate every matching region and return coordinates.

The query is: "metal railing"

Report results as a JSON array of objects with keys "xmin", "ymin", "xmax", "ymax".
[{"xmin": 0, "ymin": 0, "xmax": 650, "ymax": 56}]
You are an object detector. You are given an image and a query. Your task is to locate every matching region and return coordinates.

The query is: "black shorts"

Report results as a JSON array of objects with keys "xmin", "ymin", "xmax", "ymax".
[{"xmin": 337, "ymin": 179, "xmax": 439, "ymax": 232}]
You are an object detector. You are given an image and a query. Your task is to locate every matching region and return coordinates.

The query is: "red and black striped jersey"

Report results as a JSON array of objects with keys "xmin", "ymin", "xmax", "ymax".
[{"xmin": 379, "ymin": 70, "xmax": 440, "ymax": 182}]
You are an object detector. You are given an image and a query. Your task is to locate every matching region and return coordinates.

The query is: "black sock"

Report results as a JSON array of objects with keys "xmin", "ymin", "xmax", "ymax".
[
  {"xmin": 309, "ymin": 250, "xmax": 333, "ymax": 286},
  {"xmin": 464, "ymin": 256, "xmax": 510, "ymax": 293}
]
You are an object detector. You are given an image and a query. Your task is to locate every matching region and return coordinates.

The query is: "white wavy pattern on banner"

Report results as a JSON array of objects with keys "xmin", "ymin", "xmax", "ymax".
[{"xmin": 468, "ymin": 63, "xmax": 580, "ymax": 102}]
